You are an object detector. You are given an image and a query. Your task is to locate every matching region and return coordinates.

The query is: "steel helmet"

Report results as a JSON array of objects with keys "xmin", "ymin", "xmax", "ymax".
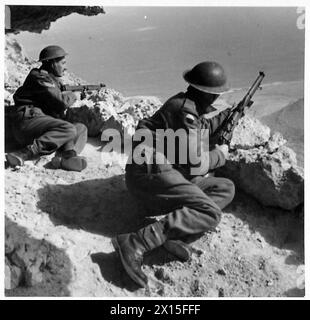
[
  {"xmin": 38, "ymin": 45, "xmax": 68, "ymax": 62},
  {"xmin": 183, "ymin": 61, "xmax": 230, "ymax": 94}
]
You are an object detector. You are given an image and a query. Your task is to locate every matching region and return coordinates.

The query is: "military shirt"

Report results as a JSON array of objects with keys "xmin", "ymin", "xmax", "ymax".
[
  {"xmin": 13, "ymin": 68, "xmax": 77, "ymax": 118},
  {"xmin": 134, "ymin": 91, "xmax": 231, "ymax": 177}
]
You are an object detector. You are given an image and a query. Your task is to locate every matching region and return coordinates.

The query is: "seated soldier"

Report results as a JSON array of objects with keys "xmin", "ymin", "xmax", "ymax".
[
  {"xmin": 112, "ymin": 61, "xmax": 235, "ymax": 287},
  {"xmin": 6, "ymin": 45, "xmax": 88, "ymax": 172}
]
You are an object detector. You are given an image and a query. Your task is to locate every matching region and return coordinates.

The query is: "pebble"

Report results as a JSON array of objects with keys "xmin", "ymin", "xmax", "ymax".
[
  {"xmin": 216, "ymin": 268, "xmax": 227, "ymax": 276},
  {"xmin": 192, "ymin": 246, "xmax": 205, "ymax": 256},
  {"xmin": 218, "ymin": 288, "xmax": 225, "ymax": 297}
]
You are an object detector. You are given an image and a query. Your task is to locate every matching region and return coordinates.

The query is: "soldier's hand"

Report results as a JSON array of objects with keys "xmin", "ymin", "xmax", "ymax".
[{"xmin": 215, "ymin": 144, "xmax": 229, "ymax": 159}]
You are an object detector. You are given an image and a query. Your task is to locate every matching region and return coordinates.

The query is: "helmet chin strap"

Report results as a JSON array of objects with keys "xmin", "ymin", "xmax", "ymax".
[{"xmin": 50, "ymin": 60, "xmax": 63, "ymax": 77}]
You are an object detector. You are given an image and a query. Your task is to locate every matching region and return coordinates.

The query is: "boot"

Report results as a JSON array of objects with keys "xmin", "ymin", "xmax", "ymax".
[
  {"xmin": 51, "ymin": 150, "xmax": 87, "ymax": 172},
  {"xmin": 163, "ymin": 240, "xmax": 193, "ymax": 261},
  {"xmin": 163, "ymin": 233, "xmax": 205, "ymax": 261},
  {"xmin": 111, "ymin": 222, "xmax": 167, "ymax": 288},
  {"xmin": 6, "ymin": 146, "xmax": 37, "ymax": 167}
]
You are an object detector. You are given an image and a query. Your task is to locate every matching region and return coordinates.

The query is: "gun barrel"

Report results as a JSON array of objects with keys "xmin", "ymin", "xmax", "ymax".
[
  {"xmin": 62, "ymin": 83, "xmax": 105, "ymax": 91},
  {"xmin": 216, "ymin": 71, "xmax": 265, "ymax": 146},
  {"xmin": 242, "ymin": 71, "xmax": 265, "ymax": 105}
]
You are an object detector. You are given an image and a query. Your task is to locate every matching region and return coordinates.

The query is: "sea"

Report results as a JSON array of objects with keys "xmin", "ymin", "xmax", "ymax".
[{"xmin": 14, "ymin": 6, "xmax": 305, "ymax": 100}]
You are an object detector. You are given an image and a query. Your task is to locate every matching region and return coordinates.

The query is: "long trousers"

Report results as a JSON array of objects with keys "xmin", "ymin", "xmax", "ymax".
[
  {"xmin": 12, "ymin": 107, "xmax": 87, "ymax": 155},
  {"xmin": 125, "ymin": 163, "xmax": 235, "ymax": 240}
]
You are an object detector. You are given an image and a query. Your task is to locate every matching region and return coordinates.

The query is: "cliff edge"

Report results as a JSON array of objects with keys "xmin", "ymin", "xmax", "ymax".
[{"xmin": 4, "ymin": 36, "xmax": 304, "ymax": 297}]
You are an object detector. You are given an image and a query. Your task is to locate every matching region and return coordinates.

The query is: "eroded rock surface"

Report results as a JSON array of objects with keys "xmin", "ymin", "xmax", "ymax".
[
  {"xmin": 66, "ymin": 91, "xmax": 162, "ymax": 137},
  {"xmin": 218, "ymin": 115, "xmax": 304, "ymax": 210},
  {"xmin": 4, "ymin": 35, "xmax": 304, "ymax": 297}
]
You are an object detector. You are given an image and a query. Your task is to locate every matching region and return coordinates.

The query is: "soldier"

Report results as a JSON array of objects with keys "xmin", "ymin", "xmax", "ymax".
[
  {"xmin": 112, "ymin": 61, "xmax": 235, "ymax": 287},
  {"xmin": 6, "ymin": 45, "xmax": 88, "ymax": 172}
]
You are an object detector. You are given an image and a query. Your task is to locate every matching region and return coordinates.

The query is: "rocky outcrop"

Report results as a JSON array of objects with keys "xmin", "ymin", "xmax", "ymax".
[
  {"xmin": 4, "ymin": 32, "xmax": 304, "ymax": 296},
  {"xmin": 66, "ymin": 92, "xmax": 162, "ymax": 137},
  {"xmin": 6, "ymin": 5, "xmax": 105, "ymax": 34},
  {"xmin": 218, "ymin": 115, "xmax": 304, "ymax": 210},
  {"xmin": 230, "ymin": 116, "xmax": 271, "ymax": 150},
  {"xmin": 261, "ymin": 98, "xmax": 304, "ymax": 167}
]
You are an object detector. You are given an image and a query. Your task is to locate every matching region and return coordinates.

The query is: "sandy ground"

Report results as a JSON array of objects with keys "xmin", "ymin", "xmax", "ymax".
[{"xmin": 5, "ymin": 137, "xmax": 304, "ymax": 297}]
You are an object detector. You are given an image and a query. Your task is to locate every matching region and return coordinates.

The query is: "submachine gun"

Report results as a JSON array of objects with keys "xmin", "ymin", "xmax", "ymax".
[{"xmin": 214, "ymin": 71, "xmax": 265, "ymax": 146}]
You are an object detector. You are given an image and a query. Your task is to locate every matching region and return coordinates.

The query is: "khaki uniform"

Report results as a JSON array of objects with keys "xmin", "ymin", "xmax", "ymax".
[
  {"xmin": 10, "ymin": 68, "xmax": 87, "ymax": 155},
  {"xmin": 126, "ymin": 90, "xmax": 235, "ymax": 240}
]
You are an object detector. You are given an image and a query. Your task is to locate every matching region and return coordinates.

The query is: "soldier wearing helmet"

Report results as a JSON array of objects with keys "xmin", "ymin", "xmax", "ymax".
[
  {"xmin": 112, "ymin": 61, "xmax": 235, "ymax": 288},
  {"xmin": 6, "ymin": 45, "xmax": 88, "ymax": 172}
]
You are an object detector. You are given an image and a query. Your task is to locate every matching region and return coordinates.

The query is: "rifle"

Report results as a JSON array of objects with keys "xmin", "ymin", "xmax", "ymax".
[
  {"xmin": 61, "ymin": 83, "xmax": 106, "ymax": 92},
  {"xmin": 214, "ymin": 71, "xmax": 265, "ymax": 146},
  {"xmin": 61, "ymin": 83, "xmax": 106, "ymax": 99}
]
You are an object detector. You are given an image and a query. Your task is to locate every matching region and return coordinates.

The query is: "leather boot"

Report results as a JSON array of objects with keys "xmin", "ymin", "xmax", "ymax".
[
  {"xmin": 6, "ymin": 146, "xmax": 37, "ymax": 167},
  {"xmin": 163, "ymin": 233, "xmax": 205, "ymax": 261},
  {"xmin": 163, "ymin": 240, "xmax": 193, "ymax": 261},
  {"xmin": 163, "ymin": 232, "xmax": 205, "ymax": 261},
  {"xmin": 51, "ymin": 150, "xmax": 87, "ymax": 172},
  {"xmin": 112, "ymin": 222, "xmax": 167, "ymax": 288}
]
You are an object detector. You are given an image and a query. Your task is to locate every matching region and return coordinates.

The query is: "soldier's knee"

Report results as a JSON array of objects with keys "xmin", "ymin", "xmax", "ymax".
[
  {"xmin": 75, "ymin": 122, "xmax": 88, "ymax": 136},
  {"xmin": 63, "ymin": 122, "xmax": 77, "ymax": 140},
  {"xmin": 224, "ymin": 179, "xmax": 235, "ymax": 201},
  {"xmin": 205, "ymin": 208, "xmax": 222, "ymax": 231},
  {"xmin": 218, "ymin": 178, "xmax": 235, "ymax": 204},
  {"xmin": 200, "ymin": 202, "xmax": 222, "ymax": 229},
  {"xmin": 213, "ymin": 208, "xmax": 222, "ymax": 227}
]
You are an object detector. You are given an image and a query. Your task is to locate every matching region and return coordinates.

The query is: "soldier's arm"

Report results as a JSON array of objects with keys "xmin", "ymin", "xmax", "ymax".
[
  {"xmin": 181, "ymin": 110, "xmax": 226, "ymax": 175},
  {"xmin": 208, "ymin": 147, "xmax": 226, "ymax": 170},
  {"xmin": 200, "ymin": 108, "xmax": 231, "ymax": 136},
  {"xmin": 34, "ymin": 73, "xmax": 77, "ymax": 113}
]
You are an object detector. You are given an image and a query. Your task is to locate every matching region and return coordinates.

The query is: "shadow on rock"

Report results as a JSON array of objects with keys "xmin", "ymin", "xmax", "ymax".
[
  {"xmin": 5, "ymin": 113, "xmax": 22, "ymax": 153},
  {"xmin": 37, "ymin": 175, "xmax": 149, "ymax": 237},
  {"xmin": 84, "ymin": 136, "xmax": 104, "ymax": 149},
  {"xmin": 5, "ymin": 217, "xmax": 72, "ymax": 297},
  {"xmin": 91, "ymin": 252, "xmax": 141, "ymax": 292},
  {"xmin": 226, "ymin": 189, "xmax": 304, "ymax": 266}
]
